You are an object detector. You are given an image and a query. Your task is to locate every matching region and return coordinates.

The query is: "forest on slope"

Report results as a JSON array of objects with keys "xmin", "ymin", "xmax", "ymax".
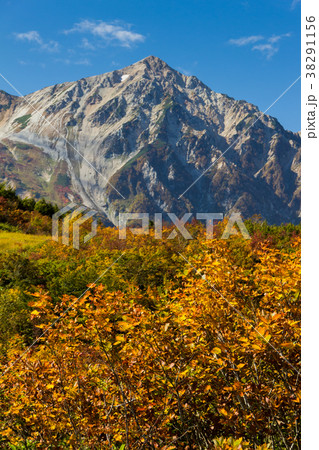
[{"xmin": 0, "ymin": 187, "xmax": 300, "ymax": 449}]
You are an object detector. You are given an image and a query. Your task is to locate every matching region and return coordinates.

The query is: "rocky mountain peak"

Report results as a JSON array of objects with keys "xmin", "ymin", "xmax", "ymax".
[
  {"xmin": 139, "ymin": 55, "xmax": 171, "ymax": 71},
  {"xmin": 0, "ymin": 57, "xmax": 300, "ymax": 224}
]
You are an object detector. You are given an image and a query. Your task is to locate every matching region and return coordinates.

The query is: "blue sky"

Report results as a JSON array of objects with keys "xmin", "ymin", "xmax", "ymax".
[{"xmin": 0, "ymin": 0, "xmax": 300, "ymax": 130}]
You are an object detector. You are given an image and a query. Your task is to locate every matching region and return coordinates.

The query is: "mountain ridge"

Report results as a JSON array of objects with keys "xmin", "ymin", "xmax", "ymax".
[{"xmin": 0, "ymin": 56, "xmax": 300, "ymax": 224}]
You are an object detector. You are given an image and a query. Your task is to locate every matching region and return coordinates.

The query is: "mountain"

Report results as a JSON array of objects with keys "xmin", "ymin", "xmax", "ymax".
[{"xmin": 0, "ymin": 56, "xmax": 300, "ymax": 224}]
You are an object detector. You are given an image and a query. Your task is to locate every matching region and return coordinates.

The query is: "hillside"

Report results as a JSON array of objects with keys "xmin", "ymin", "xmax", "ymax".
[
  {"xmin": 0, "ymin": 218, "xmax": 300, "ymax": 448},
  {"xmin": 0, "ymin": 56, "xmax": 300, "ymax": 224}
]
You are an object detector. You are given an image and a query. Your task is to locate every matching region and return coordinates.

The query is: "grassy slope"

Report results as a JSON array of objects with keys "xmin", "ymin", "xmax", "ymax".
[{"xmin": 0, "ymin": 231, "xmax": 49, "ymax": 252}]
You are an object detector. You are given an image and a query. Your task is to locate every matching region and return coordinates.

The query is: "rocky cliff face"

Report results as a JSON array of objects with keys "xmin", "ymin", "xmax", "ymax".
[{"xmin": 0, "ymin": 56, "xmax": 300, "ymax": 224}]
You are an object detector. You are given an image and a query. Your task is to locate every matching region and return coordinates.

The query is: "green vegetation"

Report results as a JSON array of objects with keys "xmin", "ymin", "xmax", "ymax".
[
  {"xmin": 0, "ymin": 183, "xmax": 58, "ymax": 235},
  {"xmin": 14, "ymin": 143, "xmax": 30, "ymax": 150},
  {"xmin": 0, "ymin": 231, "xmax": 48, "ymax": 252},
  {"xmin": 13, "ymin": 114, "xmax": 31, "ymax": 130},
  {"xmin": 155, "ymin": 95, "xmax": 175, "ymax": 126},
  {"xmin": 120, "ymin": 146, "xmax": 149, "ymax": 171},
  {"xmin": 56, "ymin": 173, "xmax": 71, "ymax": 187}
]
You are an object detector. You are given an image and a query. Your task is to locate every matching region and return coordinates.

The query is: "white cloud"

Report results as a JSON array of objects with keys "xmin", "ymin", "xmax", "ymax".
[
  {"xmin": 80, "ymin": 38, "xmax": 95, "ymax": 50},
  {"xmin": 177, "ymin": 66, "xmax": 192, "ymax": 76},
  {"xmin": 74, "ymin": 58, "xmax": 91, "ymax": 66},
  {"xmin": 268, "ymin": 32, "xmax": 291, "ymax": 44},
  {"xmin": 228, "ymin": 35, "xmax": 263, "ymax": 46},
  {"xmin": 229, "ymin": 32, "xmax": 291, "ymax": 59},
  {"xmin": 41, "ymin": 41, "xmax": 59, "ymax": 52},
  {"xmin": 253, "ymin": 33, "xmax": 291, "ymax": 59},
  {"xmin": 14, "ymin": 30, "xmax": 59, "ymax": 53},
  {"xmin": 65, "ymin": 20, "xmax": 145, "ymax": 48},
  {"xmin": 252, "ymin": 44, "xmax": 278, "ymax": 59},
  {"xmin": 15, "ymin": 30, "xmax": 42, "ymax": 44},
  {"xmin": 54, "ymin": 57, "xmax": 91, "ymax": 66}
]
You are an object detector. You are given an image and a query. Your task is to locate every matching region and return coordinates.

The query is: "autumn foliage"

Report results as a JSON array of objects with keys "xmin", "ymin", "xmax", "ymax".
[
  {"xmin": 0, "ymin": 183, "xmax": 57, "ymax": 235},
  {"xmin": 0, "ymin": 223, "xmax": 300, "ymax": 449}
]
